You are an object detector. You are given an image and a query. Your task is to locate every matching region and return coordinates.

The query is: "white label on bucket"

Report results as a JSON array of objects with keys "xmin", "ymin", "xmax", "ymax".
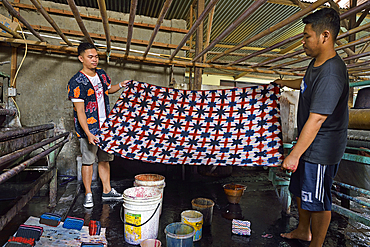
[{"xmin": 125, "ymin": 213, "xmax": 141, "ymax": 241}]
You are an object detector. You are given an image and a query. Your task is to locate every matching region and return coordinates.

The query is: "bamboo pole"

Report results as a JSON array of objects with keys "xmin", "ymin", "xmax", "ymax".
[
  {"xmin": 97, "ymin": 0, "xmax": 111, "ymax": 54},
  {"xmin": 169, "ymin": 0, "xmax": 219, "ymax": 60},
  {"xmin": 355, "ymin": 7, "xmax": 369, "ymax": 26},
  {"xmin": 207, "ymin": 0, "xmax": 329, "ymax": 63},
  {"xmin": 203, "ymin": 5, "xmax": 215, "ymax": 61},
  {"xmin": 143, "ymin": 0, "xmax": 174, "ymax": 57},
  {"xmin": 66, "ymin": 0, "xmax": 94, "ymax": 44},
  {"xmin": 194, "ymin": 0, "xmax": 205, "ymax": 90},
  {"xmin": 193, "ymin": 0, "xmax": 267, "ymax": 62},
  {"xmin": 125, "ymin": 0, "xmax": 138, "ymax": 57},
  {"xmin": 29, "ymin": 0, "xmax": 72, "ymax": 46},
  {"xmin": 1, "ymin": 0, "xmax": 45, "ymax": 42},
  {"xmin": 0, "ymin": 22, "xmax": 22, "ymax": 39}
]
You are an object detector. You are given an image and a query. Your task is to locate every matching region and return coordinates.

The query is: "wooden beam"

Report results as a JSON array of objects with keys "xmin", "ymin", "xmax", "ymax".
[
  {"xmin": 0, "ymin": 38, "xmax": 305, "ymax": 76},
  {"xmin": 143, "ymin": 0, "xmax": 174, "ymax": 57},
  {"xmin": 203, "ymin": 5, "xmax": 215, "ymax": 61},
  {"xmin": 229, "ymin": 33, "xmax": 303, "ymax": 66},
  {"xmin": 0, "ymin": 2, "xmax": 188, "ymax": 34},
  {"xmin": 2, "ymin": 0, "xmax": 45, "ymax": 42},
  {"xmin": 356, "ymin": 7, "xmax": 370, "ymax": 26},
  {"xmin": 66, "ymin": 0, "xmax": 94, "ymax": 44},
  {"xmin": 193, "ymin": 0, "xmax": 267, "ymax": 62},
  {"xmin": 0, "ymin": 22, "xmax": 21, "ymax": 39},
  {"xmin": 169, "ymin": 0, "xmax": 219, "ymax": 60},
  {"xmin": 29, "ymin": 0, "xmax": 72, "ymax": 46},
  {"xmin": 189, "ymin": 4, "xmax": 194, "ymax": 58},
  {"xmin": 207, "ymin": 0, "xmax": 329, "ymax": 63},
  {"xmin": 194, "ymin": 0, "xmax": 205, "ymax": 90},
  {"xmin": 125, "ymin": 0, "xmax": 138, "ymax": 56},
  {"xmin": 97, "ymin": 0, "xmax": 111, "ymax": 53},
  {"xmin": 270, "ymin": 34, "xmax": 370, "ymax": 69},
  {"xmin": 28, "ymin": 24, "xmax": 190, "ymax": 51}
]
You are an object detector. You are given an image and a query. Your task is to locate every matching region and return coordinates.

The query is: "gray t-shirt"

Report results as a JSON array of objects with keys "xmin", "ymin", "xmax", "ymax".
[{"xmin": 298, "ymin": 54, "xmax": 349, "ymax": 164}]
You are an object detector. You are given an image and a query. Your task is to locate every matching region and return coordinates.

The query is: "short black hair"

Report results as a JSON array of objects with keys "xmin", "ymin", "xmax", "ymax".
[
  {"xmin": 78, "ymin": 42, "xmax": 97, "ymax": 56},
  {"xmin": 302, "ymin": 8, "xmax": 340, "ymax": 40}
]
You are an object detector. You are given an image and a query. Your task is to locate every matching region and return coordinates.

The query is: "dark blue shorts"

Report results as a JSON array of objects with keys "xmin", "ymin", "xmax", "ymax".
[{"xmin": 289, "ymin": 159, "xmax": 339, "ymax": 211}]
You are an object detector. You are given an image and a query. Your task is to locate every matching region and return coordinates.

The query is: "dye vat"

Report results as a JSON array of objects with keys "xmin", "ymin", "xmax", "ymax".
[
  {"xmin": 223, "ymin": 183, "xmax": 247, "ymax": 204},
  {"xmin": 164, "ymin": 222, "xmax": 195, "ymax": 247},
  {"xmin": 180, "ymin": 210, "xmax": 203, "ymax": 241},
  {"xmin": 191, "ymin": 198, "xmax": 214, "ymax": 226}
]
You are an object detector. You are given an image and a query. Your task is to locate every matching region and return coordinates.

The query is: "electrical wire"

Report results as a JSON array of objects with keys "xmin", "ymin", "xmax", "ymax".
[{"xmin": 9, "ymin": 21, "xmax": 28, "ymax": 120}]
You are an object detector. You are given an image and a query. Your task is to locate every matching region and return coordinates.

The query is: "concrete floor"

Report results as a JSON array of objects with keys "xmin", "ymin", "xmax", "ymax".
[{"xmin": 1, "ymin": 159, "xmax": 370, "ymax": 246}]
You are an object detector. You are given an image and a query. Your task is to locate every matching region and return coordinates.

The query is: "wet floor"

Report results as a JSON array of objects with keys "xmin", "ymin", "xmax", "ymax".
[{"xmin": 1, "ymin": 160, "xmax": 370, "ymax": 246}]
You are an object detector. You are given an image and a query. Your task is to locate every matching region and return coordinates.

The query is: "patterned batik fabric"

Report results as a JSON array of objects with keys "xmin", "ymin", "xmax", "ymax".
[
  {"xmin": 67, "ymin": 68, "xmax": 111, "ymax": 138},
  {"xmin": 97, "ymin": 81, "xmax": 283, "ymax": 166}
]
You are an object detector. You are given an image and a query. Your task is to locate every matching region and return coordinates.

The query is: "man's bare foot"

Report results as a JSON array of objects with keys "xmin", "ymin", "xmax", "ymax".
[{"xmin": 280, "ymin": 229, "xmax": 312, "ymax": 241}]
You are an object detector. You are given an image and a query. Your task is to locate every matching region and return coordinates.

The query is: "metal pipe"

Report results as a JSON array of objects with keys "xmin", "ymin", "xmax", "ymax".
[
  {"xmin": 207, "ymin": 0, "xmax": 329, "ymax": 63},
  {"xmin": 192, "ymin": 0, "xmax": 267, "ymax": 62},
  {"xmin": 0, "ymin": 123, "xmax": 54, "ymax": 141},
  {"xmin": 0, "ymin": 168, "xmax": 53, "ymax": 231},
  {"xmin": 0, "ymin": 132, "xmax": 69, "ymax": 169},
  {"xmin": 0, "ymin": 137, "xmax": 68, "ymax": 185},
  {"xmin": 29, "ymin": 0, "xmax": 72, "ymax": 46},
  {"xmin": 0, "ymin": 21, "xmax": 22, "ymax": 39},
  {"xmin": 66, "ymin": 0, "xmax": 94, "ymax": 44},
  {"xmin": 169, "ymin": 0, "xmax": 220, "ymax": 60},
  {"xmin": 349, "ymin": 80, "xmax": 370, "ymax": 88},
  {"xmin": 332, "ymin": 190, "xmax": 370, "ymax": 208},
  {"xmin": 143, "ymin": 0, "xmax": 173, "ymax": 57},
  {"xmin": 0, "ymin": 109, "xmax": 16, "ymax": 116},
  {"xmin": 333, "ymin": 181, "xmax": 370, "ymax": 196},
  {"xmin": 1, "ymin": 0, "xmax": 46, "ymax": 42},
  {"xmin": 125, "ymin": 0, "xmax": 138, "ymax": 56},
  {"xmin": 332, "ymin": 204, "xmax": 370, "ymax": 226},
  {"xmin": 97, "ymin": 0, "xmax": 111, "ymax": 53}
]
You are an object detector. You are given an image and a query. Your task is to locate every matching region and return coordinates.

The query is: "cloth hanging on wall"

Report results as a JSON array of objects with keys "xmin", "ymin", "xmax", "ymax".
[{"xmin": 97, "ymin": 81, "xmax": 283, "ymax": 166}]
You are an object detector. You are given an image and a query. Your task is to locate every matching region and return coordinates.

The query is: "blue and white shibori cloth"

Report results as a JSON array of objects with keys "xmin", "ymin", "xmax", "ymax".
[{"xmin": 97, "ymin": 81, "xmax": 283, "ymax": 166}]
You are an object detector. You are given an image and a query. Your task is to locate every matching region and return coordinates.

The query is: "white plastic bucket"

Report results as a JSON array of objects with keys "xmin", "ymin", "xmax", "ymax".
[
  {"xmin": 181, "ymin": 210, "xmax": 203, "ymax": 241},
  {"xmin": 134, "ymin": 174, "xmax": 165, "ymax": 215},
  {"xmin": 122, "ymin": 187, "xmax": 162, "ymax": 245}
]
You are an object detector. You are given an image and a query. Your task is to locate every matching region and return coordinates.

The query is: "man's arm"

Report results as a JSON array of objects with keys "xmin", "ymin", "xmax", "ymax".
[
  {"xmin": 108, "ymin": 80, "xmax": 131, "ymax": 94},
  {"xmin": 73, "ymin": 101, "xmax": 98, "ymax": 145},
  {"xmin": 274, "ymin": 78, "xmax": 302, "ymax": 90},
  {"xmin": 282, "ymin": 112, "xmax": 328, "ymax": 172}
]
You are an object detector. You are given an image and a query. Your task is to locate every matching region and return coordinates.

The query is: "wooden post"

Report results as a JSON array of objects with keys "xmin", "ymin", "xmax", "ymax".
[
  {"xmin": 66, "ymin": 0, "xmax": 94, "ymax": 44},
  {"xmin": 10, "ymin": 47, "xmax": 17, "ymax": 88},
  {"xmin": 203, "ymin": 5, "xmax": 215, "ymax": 61},
  {"xmin": 97, "ymin": 0, "xmax": 111, "ymax": 53},
  {"xmin": 194, "ymin": 0, "xmax": 204, "ymax": 90}
]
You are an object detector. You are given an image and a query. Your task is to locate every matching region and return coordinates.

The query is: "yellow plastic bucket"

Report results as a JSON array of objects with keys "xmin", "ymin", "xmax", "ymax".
[{"xmin": 181, "ymin": 210, "xmax": 203, "ymax": 241}]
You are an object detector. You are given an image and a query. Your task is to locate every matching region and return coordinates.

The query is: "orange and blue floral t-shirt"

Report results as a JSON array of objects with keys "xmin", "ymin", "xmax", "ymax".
[{"xmin": 68, "ymin": 68, "xmax": 111, "ymax": 138}]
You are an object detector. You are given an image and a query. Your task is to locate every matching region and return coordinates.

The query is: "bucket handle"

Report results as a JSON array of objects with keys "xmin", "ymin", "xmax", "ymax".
[{"xmin": 120, "ymin": 202, "xmax": 160, "ymax": 227}]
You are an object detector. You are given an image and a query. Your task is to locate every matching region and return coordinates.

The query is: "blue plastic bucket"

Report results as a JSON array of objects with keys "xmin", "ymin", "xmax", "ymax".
[{"xmin": 164, "ymin": 222, "xmax": 194, "ymax": 247}]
